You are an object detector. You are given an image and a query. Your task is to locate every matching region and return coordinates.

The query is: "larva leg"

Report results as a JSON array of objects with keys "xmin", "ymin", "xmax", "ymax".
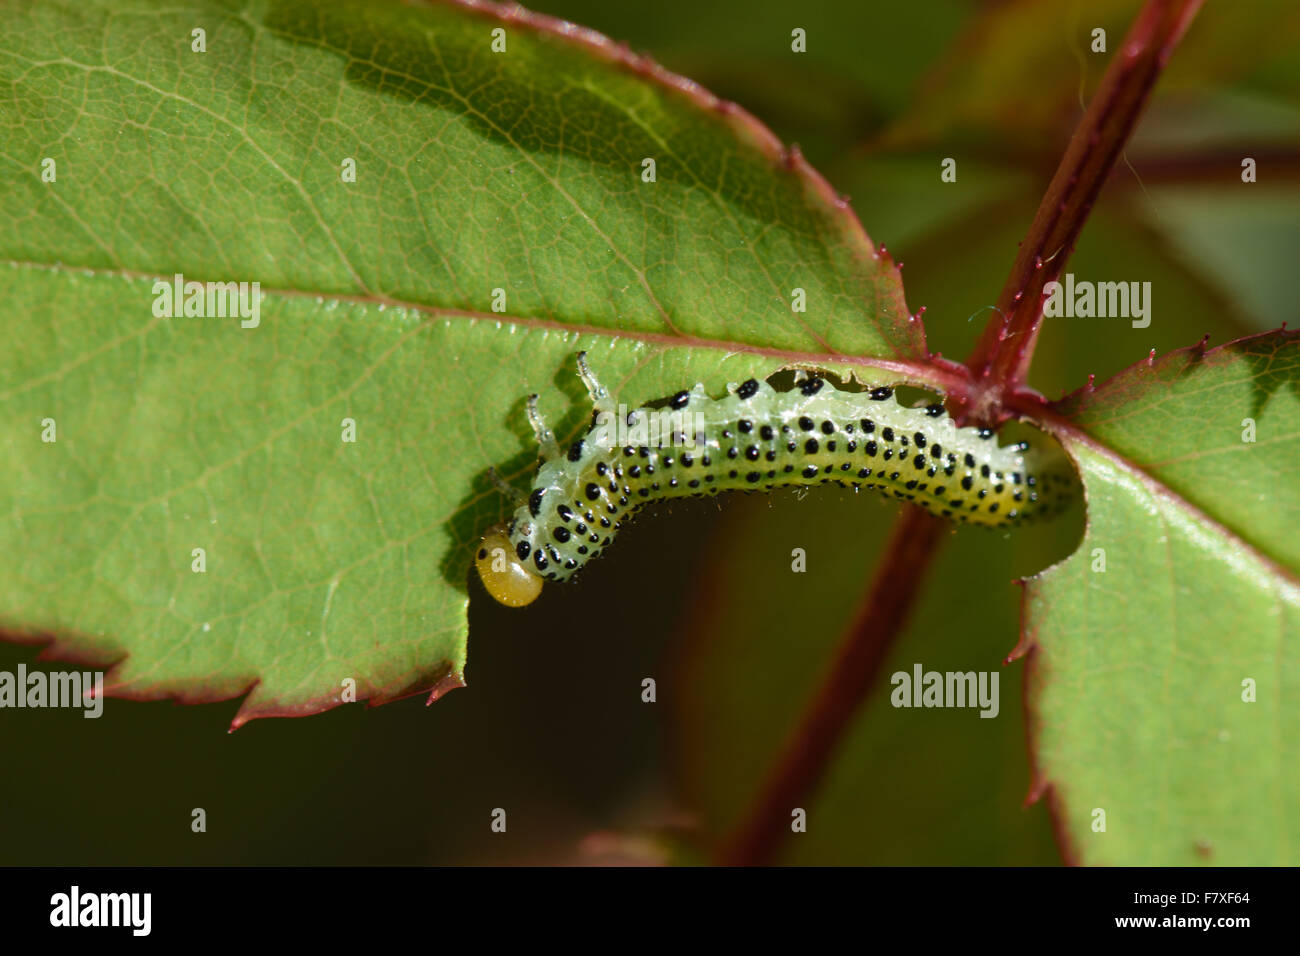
[
  {"xmin": 526, "ymin": 393, "xmax": 561, "ymax": 462},
  {"xmin": 576, "ymin": 350, "xmax": 615, "ymax": 417},
  {"xmin": 486, "ymin": 466, "xmax": 526, "ymax": 504}
]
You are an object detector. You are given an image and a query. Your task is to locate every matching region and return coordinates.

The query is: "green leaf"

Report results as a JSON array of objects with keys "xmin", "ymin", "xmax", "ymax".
[
  {"xmin": 0, "ymin": 0, "xmax": 921, "ymax": 723},
  {"xmin": 1025, "ymin": 331, "xmax": 1300, "ymax": 864}
]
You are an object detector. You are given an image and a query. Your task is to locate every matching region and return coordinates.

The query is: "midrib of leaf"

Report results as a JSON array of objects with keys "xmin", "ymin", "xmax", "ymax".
[{"xmin": 1, "ymin": 258, "xmax": 957, "ymax": 392}]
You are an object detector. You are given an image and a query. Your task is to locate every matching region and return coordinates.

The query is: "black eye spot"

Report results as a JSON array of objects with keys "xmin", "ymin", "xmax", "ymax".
[
  {"xmin": 557, "ymin": 504, "xmax": 573, "ymax": 522},
  {"xmin": 745, "ymin": 471, "xmax": 762, "ymax": 483},
  {"xmin": 804, "ymin": 438, "xmax": 819, "ymax": 454},
  {"xmin": 477, "ymin": 549, "xmax": 487, "ymax": 560},
  {"xmin": 981, "ymin": 464, "xmax": 991, "ymax": 478},
  {"xmin": 738, "ymin": 419, "xmax": 753, "ymax": 434},
  {"xmin": 820, "ymin": 420, "xmax": 834, "ymax": 435},
  {"xmin": 585, "ymin": 483, "xmax": 602, "ymax": 501},
  {"xmin": 961, "ymin": 476, "xmax": 974, "ymax": 491},
  {"xmin": 629, "ymin": 465, "xmax": 641, "ymax": 478},
  {"xmin": 528, "ymin": 489, "xmax": 544, "ymax": 517},
  {"xmin": 882, "ymin": 427, "xmax": 894, "ymax": 442},
  {"xmin": 913, "ymin": 433, "xmax": 926, "ymax": 448},
  {"xmin": 964, "ymin": 453, "xmax": 976, "ymax": 468},
  {"xmin": 553, "ymin": 526, "xmax": 571, "ymax": 543},
  {"xmin": 745, "ymin": 446, "xmax": 760, "ymax": 461},
  {"xmin": 802, "ymin": 465, "xmax": 819, "ymax": 478},
  {"xmin": 913, "ymin": 455, "xmax": 926, "ymax": 470},
  {"xmin": 860, "ymin": 419, "xmax": 875, "ymax": 433},
  {"xmin": 925, "ymin": 404, "xmax": 944, "ymax": 417},
  {"xmin": 865, "ymin": 441, "xmax": 878, "ymax": 456},
  {"xmin": 670, "ymin": 390, "xmax": 690, "ymax": 409},
  {"xmin": 737, "ymin": 378, "xmax": 759, "ymax": 399},
  {"xmin": 978, "ymin": 428, "xmax": 994, "ymax": 440},
  {"xmin": 566, "ymin": 440, "xmax": 584, "ymax": 462},
  {"xmin": 870, "ymin": 387, "xmax": 893, "ymax": 400},
  {"xmin": 727, "ymin": 447, "xmax": 739, "ymax": 459},
  {"xmin": 681, "ymin": 453, "xmax": 694, "ymax": 466},
  {"xmin": 760, "ymin": 425, "xmax": 774, "ymax": 440},
  {"xmin": 515, "ymin": 541, "xmax": 531, "ymax": 560},
  {"xmin": 799, "ymin": 377, "xmax": 824, "ymax": 396},
  {"xmin": 799, "ymin": 416, "xmax": 814, "ymax": 431}
]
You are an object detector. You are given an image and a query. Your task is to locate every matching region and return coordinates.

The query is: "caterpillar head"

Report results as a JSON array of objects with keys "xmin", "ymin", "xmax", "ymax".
[{"xmin": 475, "ymin": 524, "xmax": 544, "ymax": 607}]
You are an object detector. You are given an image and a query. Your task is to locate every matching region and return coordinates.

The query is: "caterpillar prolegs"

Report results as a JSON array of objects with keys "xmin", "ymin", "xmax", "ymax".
[{"xmin": 474, "ymin": 353, "xmax": 1079, "ymax": 607}]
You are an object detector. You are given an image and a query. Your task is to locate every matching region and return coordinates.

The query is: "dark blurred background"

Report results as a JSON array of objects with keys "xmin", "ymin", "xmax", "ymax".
[{"xmin": 3, "ymin": 0, "xmax": 1296, "ymax": 864}]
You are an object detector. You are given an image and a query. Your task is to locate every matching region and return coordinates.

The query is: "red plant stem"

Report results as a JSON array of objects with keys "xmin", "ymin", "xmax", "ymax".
[
  {"xmin": 717, "ymin": 0, "xmax": 1203, "ymax": 866},
  {"xmin": 961, "ymin": 0, "xmax": 1204, "ymax": 423},
  {"xmin": 718, "ymin": 506, "xmax": 948, "ymax": 866}
]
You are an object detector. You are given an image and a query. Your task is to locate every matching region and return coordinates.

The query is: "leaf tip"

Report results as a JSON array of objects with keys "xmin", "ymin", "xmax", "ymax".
[{"xmin": 426, "ymin": 671, "xmax": 466, "ymax": 705}]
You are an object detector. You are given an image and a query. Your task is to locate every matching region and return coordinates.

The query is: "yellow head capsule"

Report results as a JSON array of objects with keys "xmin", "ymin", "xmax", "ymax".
[{"xmin": 474, "ymin": 525, "xmax": 544, "ymax": 607}]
